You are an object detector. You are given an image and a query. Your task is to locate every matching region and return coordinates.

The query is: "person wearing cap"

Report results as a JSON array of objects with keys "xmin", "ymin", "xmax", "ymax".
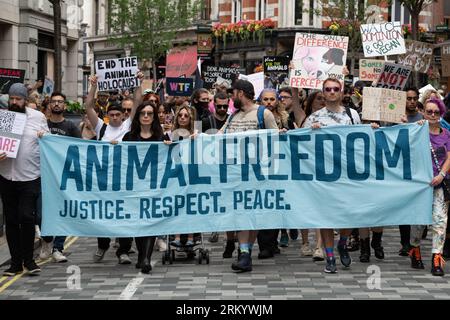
[
  {"xmin": 0, "ymin": 83, "xmax": 49, "ymax": 276},
  {"xmin": 219, "ymin": 79, "xmax": 278, "ymax": 273},
  {"xmin": 85, "ymin": 73, "xmax": 144, "ymax": 265}
]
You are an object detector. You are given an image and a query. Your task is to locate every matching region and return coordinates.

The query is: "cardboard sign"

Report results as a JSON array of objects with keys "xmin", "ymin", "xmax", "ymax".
[
  {"xmin": 95, "ymin": 56, "xmax": 140, "ymax": 91},
  {"xmin": 398, "ymin": 40, "xmax": 434, "ymax": 73},
  {"xmin": 373, "ymin": 62, "xmax": 411, "ymax": 91},
  {"xmin": 202, "ymin": 65, "xmax": 241, "ymax": 89},
  {"xmin": 0, "ymin": 68, "xmax": 25, "ymax": 94},
  {"xmin": 362, "ymin": 87, "xmax": 407, "ymax": 123},
  {"xmin": 165, "ymin": 77, "xmax": 194, "ymax": 97},
  {"xmin": 442, "ymin": 56, "xmax": 450, "ymax": 77},
  {"xmin": 360, "ymin": 22, "xmax": 406, "ymax": 57},
  {"xmin": 359, "ymin": 59, "xmax": 385, "ymax": 81},
  {"xmin": 0, "ymin": 110, "xmax": 27, "ymax": 158},
  {"xmin": 290, "ymin": 33, "xmax": 349, "ymax": 90}
]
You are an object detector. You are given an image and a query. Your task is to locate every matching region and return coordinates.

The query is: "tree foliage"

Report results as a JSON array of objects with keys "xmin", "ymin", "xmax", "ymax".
[
  {"xmin": 108, "ymin": 0, "xmax": 202, "ymax": 78},
  {"xmin": 397, "ymin": 0, "xmax": 437, "ymax": 40}
]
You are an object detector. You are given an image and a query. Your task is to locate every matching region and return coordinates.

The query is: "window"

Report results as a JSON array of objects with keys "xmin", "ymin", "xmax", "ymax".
[
  {"xmin": 256, "ymin": 0, "xmax": 270, "ymax": 20},
  {"xmin": 201, "ymin": 0, "xmax": 212, "ymax": 20},
  {"xmin": 232, "ymin": 0, "xmax": 242, "ymax": 23},
  {"xmin": 295, "ymin": 0, "xmax": 303, "ymax": 25}
]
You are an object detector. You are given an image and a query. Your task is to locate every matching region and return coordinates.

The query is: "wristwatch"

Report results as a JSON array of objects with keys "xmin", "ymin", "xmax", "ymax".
[{"xmin": 440, "ymin": 171, "xmax": 446, "ymax": 178}]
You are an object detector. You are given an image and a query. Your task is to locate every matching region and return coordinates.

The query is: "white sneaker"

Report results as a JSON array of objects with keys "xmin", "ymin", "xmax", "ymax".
[
  {"xmin": 301, "ymin": 243, "xmax": 313, "ymax": 256},
  {"xmin": 118, "ymin": 254, "xmax": 132, "ymax": 264},
  {"xmin": 156, "ymin": 238, "xmax": 167, "ymax": 252},
  {"xmin": 39, "ymin": 240, "xmax": 53, "ymax": 260},
  {"xmin": 52, "ymin": 250, "xmax": 68, "ymax": 263},
  {"xmin": 93, "ymin": 248, "xmax": 107, "ymax": 263},
  {"xmin": 313, "ymin": 247, "xmax": 325, "ymax": 261}
]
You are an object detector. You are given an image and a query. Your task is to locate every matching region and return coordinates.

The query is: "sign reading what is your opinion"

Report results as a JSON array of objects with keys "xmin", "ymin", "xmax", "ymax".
[
  {"xmin": 39, "ymin": 125, "xmax": 433, "ymax": 237},
  {"xmin": 95, "ymin": 56, "xmax": 140, "ymax": 91},
  {"xmin": 165, "ymin": 77, "xmax": 194, "ymax": 97},
  {"xmin": 362, "ymin": 87, "xmax": 407, "ymax": 123},
  {"xmin": 360, "ymin": 22, "xmax": 406, "ymax": 57},
  {"xmin": 373, "ymin": 62, "xmax": 411, "ymax": 91},
  {"xmin": 0, "ymin": 110, "xmax": 27, "ymax": 158},
  {"xmin": 290, "ymin": 33, "xmax": 349, "ymax": 89}
]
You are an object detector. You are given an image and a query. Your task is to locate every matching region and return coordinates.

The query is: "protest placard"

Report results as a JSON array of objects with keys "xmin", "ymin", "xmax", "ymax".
[
  {"xmin": 0, "ymin": 110, "xmax": 27, "ymax": 158},
  {"xmin": 239, "ymin": 72, "xmax": 264, "ymax": 99},
  {"xmin": 202, "ymin": 65, "xmax": 241, "ymax": 89},
  {"xmin": 442, "ymin": 56, "xmax": 450, "ymax": 77},
  {"xmin": 398, "ymin": 40, "xmax": 434, "ymax": 73},
  {"xmin": 0, "ymin": 68, "xmax": 25, "ymax": 94},
  {"xmin": 360, "ymin": 22, "xmax": 406, "ymax": 57},
  {"xmin": 263, "ymin": 56, "xmax": 290, "ymax": 89},
  {"xmin": 290, "ymin": 33, "xmax": 349, "ymax": 90},
  {"xmin": 43, "ymin": 78, "xmax": 54, "ymax": 96},
  {"xmin": 373, "ymin": 62, "xmax": 411, "ymax": 91},
  {"xmin": 359, "ymin": 59, "xmax": 385, "ymax": 81},
  {"xmin": 95, "ymin": 56, "xmax": 140, "ymax": 91},
  {"xmin": 39, "ymin": 125, "xmax": 432, "ymax": 237},
  {"xmin": 166, "ymin": 77, "xmax": 194, "ymax": 97},
  {"xmin": 362, "ymin": 87, "xmax": 407, "ymax": 123}
]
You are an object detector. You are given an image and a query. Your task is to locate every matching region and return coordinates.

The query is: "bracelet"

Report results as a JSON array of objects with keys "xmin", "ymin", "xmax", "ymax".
[{"xmin": 440, "ymin": 171, "xmax": 446, "ymax": 178}]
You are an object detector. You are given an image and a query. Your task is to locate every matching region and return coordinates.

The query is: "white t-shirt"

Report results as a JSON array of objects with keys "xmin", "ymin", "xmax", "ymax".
[
  {"xmin": 95, "ymin": 118, "xmax": 131, "ymax": 142},
  {"xmin": 303, "ymin": 106, "xmax": 361, "ymax": 128}
]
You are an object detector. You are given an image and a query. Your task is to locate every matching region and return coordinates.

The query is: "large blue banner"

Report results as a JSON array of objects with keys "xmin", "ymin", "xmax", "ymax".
[{"xmin": 40, "ymin": 123, "xmax": 433, "ymax": 237}]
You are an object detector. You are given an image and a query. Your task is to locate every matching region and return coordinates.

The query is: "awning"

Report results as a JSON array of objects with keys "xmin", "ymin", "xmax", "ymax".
[{"xmin": 166, "ymin": 45, "xmax": 197, "ymax": 77}]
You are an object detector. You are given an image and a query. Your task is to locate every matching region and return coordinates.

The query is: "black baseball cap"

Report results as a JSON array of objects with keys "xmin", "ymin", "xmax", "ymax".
[{"xmin": 232, "ymin": 79, "xmax": 255, "ymax": 98}]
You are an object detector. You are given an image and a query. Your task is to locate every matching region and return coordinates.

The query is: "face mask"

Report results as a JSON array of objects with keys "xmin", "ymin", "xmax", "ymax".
[{"xmin": 198, "ymin": 101, "xmax": 209, "ymax": 109}]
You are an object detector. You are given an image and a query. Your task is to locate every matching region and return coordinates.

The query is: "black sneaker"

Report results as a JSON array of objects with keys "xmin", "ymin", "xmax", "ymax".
[
  {"xmin": 3, "ymin": 264, "xmax": 23, "ymax": 276},
  {"xmin": 337, "ymin": 243, "xmax": 352, "ymax": 268},
  {"xmin": 289, "ymin": 229, "xmax": 298, "ymax": 240},
  {"xmin": 24, "ymin": 261, "xmax": 41, "ymax": 276},
  {"xmin": 231, "ymin": 252, "xmax": 252, "ymax": 272},
  {"xmin": 324, "ymin": 256, "xmax": 337, "ymax": 273},
  {"xmin": 257, "ymin": 249, "xmax": 274, "ymax": 259},
  {"xmin": 223, "ymin": 240, "xmax": 235, "ymax": 258},
  {"xmin": 371, "ymin": 243, "xmax": 385, "ymax": 260},
  {"xmin": 399, "ymin": 244, "xmax": 410, "ymax": 257}
]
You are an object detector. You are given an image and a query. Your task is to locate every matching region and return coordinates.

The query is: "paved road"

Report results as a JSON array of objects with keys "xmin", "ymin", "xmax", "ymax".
[{"xmin": 0, "ymin": 228, "xmax": 449, "ymax": 300}]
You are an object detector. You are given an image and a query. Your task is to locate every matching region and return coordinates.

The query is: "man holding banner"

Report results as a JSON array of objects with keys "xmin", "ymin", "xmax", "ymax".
[
  {"xmin": 0, "ymin": 83, "xmax": 49, "ymax": 276},
  {"xmin": 219, "ymin": 79, "xmax": 278, "ymax": 272}
]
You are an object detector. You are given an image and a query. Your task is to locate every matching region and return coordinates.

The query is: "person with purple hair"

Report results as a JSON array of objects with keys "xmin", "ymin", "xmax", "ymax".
[{"xmin": 411, "ymin": 98, "xmax": 450, "ymax": 276}]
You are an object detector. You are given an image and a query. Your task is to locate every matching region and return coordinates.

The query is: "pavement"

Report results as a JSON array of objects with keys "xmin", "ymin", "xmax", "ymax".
[{"xmin": 0, "ymin": 228, "xmax": 449, "ymax": 300}]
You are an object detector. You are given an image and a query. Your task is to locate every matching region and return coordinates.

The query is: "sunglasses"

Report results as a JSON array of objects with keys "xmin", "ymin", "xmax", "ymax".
[
  {"xmin": 123, "ymin": 108, "xmax": 132, "ymax": 112},
  {"xmin": 406, "ymin": 96, "xmax": 419, "ymax": 101},
  {"xmin": 140, "ymin": 111, "xmax": 154, "ymax": 117},
  {"xmin": 215, "ymin": 104, "xmax": 228, "ymax": 109},
  {"xmin": 425, "ymin": 110, "xmax": 440, "ymax": 116},
  {"xmin": 324, "ymin": 87, "xmax": 340, "ymax": 93},
  {"xmin": 263, "ymin": 97, "xmax": 276, "ymax": 101}
]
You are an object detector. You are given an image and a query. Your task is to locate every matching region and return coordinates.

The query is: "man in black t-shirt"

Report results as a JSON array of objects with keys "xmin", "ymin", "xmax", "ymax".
[
  {"xmin": 201, "ymin": 91, "xmax": 229, "ymax": 134},
  {"xmin": 40, "ymin": 92, "xmax": 81, "ymax": 263}
]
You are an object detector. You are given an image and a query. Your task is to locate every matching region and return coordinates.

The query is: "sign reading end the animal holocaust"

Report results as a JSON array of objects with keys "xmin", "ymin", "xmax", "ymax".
[
  {"xmin": 39, "ymin": 125, "xmax": 433, "ymax": 237},
  {"xmin": 95, "ymin": 56, "xmax": 140, "ymax": 91}
]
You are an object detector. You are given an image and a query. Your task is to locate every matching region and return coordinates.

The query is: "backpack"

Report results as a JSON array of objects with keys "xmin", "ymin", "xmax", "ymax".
[
  {"xmin": 223, "ymin": 105, "xmax": 266, "ymax": 133},
  {"xmin": 344, "ymin": 106, "xmax": 355, "ymax": 125}
]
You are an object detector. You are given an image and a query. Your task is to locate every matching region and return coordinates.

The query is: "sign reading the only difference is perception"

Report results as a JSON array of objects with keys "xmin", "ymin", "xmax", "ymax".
[
  {"xmin": 360, "ymin": 22, "xmax": 406, "ymax": 57},
  {"xmin": 362, "ymin": 87, "xmax": 407, "ymax": 123},
  {"xmin": 0, "ymin": 110, "xmax": 27, "ymax": 158},
  {"xmin": 290, "ymin": 33, "xmax": 349, "ymax": 90},
  {"xmin": 95, "ymin": 56, "xmax": 140, "ymax": 91}
]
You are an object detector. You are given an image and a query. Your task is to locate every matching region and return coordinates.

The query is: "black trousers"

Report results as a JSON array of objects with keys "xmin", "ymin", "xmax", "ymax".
[
  {"xmin": 97, "ymin": 237, "xmax": 133, "ymax": 257},
  {"xmin": 257, "ymin": 229, "xmax": 279, "ymax": 252},
  {"xmin": 135, "ymin": 236, "xmax": 156, "ymax": 265},
  {"xmin": 399, "ymin": 225, "xmax": 411, "ymax": 246},
  {"xmin": 0, "ymin": 176, "xmax": 40, "ymax": 266}
]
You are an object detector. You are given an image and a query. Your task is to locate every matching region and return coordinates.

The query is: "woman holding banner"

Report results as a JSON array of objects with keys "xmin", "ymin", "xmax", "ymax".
[
  {"xmin": 413, "ymin": 98, "xmax": 450, "ymax": 276},
  {"xmin": 122, "ymin": 100, "xmax": 166, "ymax": 273}
]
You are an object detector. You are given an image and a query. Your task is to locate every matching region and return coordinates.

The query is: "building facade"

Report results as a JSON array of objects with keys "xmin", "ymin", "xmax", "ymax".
[{"xmin": 0, "ymin": 0, "xmax": 84, "ymax": 101}]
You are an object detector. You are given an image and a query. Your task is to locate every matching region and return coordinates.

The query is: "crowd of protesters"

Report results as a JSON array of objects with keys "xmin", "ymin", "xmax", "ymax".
[{"xmin": 1, "ymin": 63, "xmax": 450, "ymax": 278}]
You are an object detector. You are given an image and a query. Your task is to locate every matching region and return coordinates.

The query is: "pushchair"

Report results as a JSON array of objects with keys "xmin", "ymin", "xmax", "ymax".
[{"xmin": 161, "ymin": 233, "xmax": 210, "ymax": 265}]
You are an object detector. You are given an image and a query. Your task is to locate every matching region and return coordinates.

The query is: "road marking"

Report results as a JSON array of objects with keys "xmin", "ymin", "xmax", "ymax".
[
  {"xmin": 0, "ymin": 236, "xmax": 78, "ymax": 294},
  {"xmin": 118, "ymin": 261, "xmax": 157, "ymax": 300}
]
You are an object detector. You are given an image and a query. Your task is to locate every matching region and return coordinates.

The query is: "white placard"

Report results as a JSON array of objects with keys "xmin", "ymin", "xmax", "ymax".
[
  {"xmin": 0, "ymin": 110, "xmax": 27, "ymax": 158},
  {"xmin": 360, "ymin": 22, "xmax": 406, "ymax": 57},
  {"xmin": 95, "ymin": 56, "xmax": 140, "ymax": 91}
]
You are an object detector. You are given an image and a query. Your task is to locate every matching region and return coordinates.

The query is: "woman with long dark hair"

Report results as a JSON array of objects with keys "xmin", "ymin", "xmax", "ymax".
[{"xmin": 122, "ymin": 101, "xmax": 164, "ymax": 273}]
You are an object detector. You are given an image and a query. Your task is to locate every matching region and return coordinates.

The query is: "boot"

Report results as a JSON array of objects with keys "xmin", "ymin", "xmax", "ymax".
[
  {"xmin": 371, "ymin": 232, "xmax": 385, "ymax": 260},
  {"xmin": 409, "ymin": 246, "xmax": 424, "ymax": 269},
  {"xmin": 359, "ymin": 238, "xmax": 370, "ymax": 263},
  {"xmin": 431, "ymin": 253, "xmax": 445, "ymax": 276},
  {"xmin": 141, "ymin": 237, "xmax": 155, "ymax": 274},
  {"xmin": 222, "ymin": 240, "xmax": 235, "ymax": 258}
]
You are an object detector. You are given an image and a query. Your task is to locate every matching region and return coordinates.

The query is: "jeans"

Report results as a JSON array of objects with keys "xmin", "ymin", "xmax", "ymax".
[
  {"xmin": 0, "ymin": 176, "xmax": 40, "ymax": 266},
  {"xmin": 42, "ymin": 236, "xmax": 66, "ymax": 252}
]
